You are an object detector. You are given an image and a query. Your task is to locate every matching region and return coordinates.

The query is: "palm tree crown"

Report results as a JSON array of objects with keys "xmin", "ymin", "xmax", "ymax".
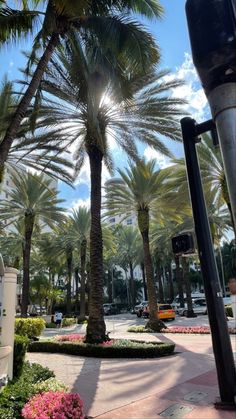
[{"xmin": 0, "ymin": 170, "xmax": 66, "ymax": 316}]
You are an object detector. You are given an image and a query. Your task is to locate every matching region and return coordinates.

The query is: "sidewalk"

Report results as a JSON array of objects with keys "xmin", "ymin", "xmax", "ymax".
[{"xmin": 27, "ymin": 330, "xmax": 236, "ymax": 418}]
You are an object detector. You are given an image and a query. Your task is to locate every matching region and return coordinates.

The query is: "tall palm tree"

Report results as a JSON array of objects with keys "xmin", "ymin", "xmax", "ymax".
[
  {"xmin": 162, "ymin": 135, "xmax": 235, "ymax": 236},
  {"xmin": 0, "ymin": 171, "xmax": 65, "ymax": 316},
  {"xmin": 0, "ymin": 0, "xmax": 162, "ymax": 181},
  {"xmin": 105, "ymin": 159, "xmax": 169, "ymax": 330},
  {"xmin": 70, "ymin": 208, "xmax": 90, "ymax": 319},
  {"xmin": 26, "ymin": 38, "xmax": 184, "ymax": 341},
  {"xmin": 115, "ymin": 226, "xmax": 140, "ymax": 307}
]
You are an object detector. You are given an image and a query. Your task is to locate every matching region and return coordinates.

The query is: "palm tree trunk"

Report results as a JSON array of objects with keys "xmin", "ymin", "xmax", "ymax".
[
  {"xmin": 21, "ymin": 214, "xmax": 35, "ymax": 317},
  {"xmin": 141, "ymin": 262, "xmax": 148, "ymax": 300},
  {"xmin": 156, "ymin": 262, "xmax": 164, "ymax": 302},
  {"xmin": 175, "ymin": 256, "xmax": 184, "ymax": 308},
  {"xmin": 80, "ymin": 239, "xmax": 87, "ymax": 319},
  {"xmin": 138, "ymin": 209, "xmax": 164, "ymax": 331},
  {"xmin": 107, "ymin": 269, "xmax": 112, "ymax": 302},
  {"xmin": 129, "ymin": 261, "xmax": 135, "ymax": 306},
  {"xmin": 167, "ymin": 263, "xmax": 174, "ymax": 302},
  {"xmin": 86, "ymin": 146, "xmax": 106, "ymax": 343},
  {"xmin": 74, "ymin": 266, "xmax": 79, "ymax": 312},
  {"xmin": 182, "ymin": 257, "xmax": 195, "ymax": 317},
  {"xmin": 66, "ymin": 250, "xmax": 73, "ymax": 314},
  {"xmin": 0, "ymin": 33, "xmax": 60, "ymax": 180}
]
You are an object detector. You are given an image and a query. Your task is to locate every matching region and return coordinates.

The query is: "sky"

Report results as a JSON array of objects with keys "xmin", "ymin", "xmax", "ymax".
[{"xmin": 0, "ymin": 0, "xmax": 210, "ymax": 210}]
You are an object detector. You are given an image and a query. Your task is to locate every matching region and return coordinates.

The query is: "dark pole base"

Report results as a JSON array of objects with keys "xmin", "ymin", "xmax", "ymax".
[
  {"xmin": 215, "ymin": 398, "xmax": 236, "ymax": 410},
  {"xmin": 186, "ymin": 310, "xmax": 197, "ymax": 318}
]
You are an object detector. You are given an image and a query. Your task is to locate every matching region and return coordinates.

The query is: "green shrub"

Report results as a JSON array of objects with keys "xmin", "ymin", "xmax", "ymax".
[
  {"xmin": 28, "ymin": 339, "xmax": 175, "ymax": 358},
  {"xmin": 225, "ymin": 305, "xmax": 233, "ymax": 317},
  {"xmin": 0, "ymin": 362, "xmax": 54, "ymax": 418},
  {"xmin": 127, "ymin": 326, "xmax": 154, "ymax": 333},
  {"xmin": 15, "ymin": 318, "xmax": 45, "ymax": 338},
  {"xmin": 45, "ymin": 322, "xmax": 57, "ymax": 328},
  {"xmin": 33, "ymin": 377, "xmax": 68, "ymax": 394},
  {"xmin": 62, "ymin": 317, "xmax": 76, "ymax": 327},
  {"xmin": 13, "ymin": 335, "xmax": 29, "ymax": 379}
]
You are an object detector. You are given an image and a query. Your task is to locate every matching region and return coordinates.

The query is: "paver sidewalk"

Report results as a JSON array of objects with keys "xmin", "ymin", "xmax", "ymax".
[{"xmin": 27, "ymin": 331, "xmax": 236, "ymax": 418}]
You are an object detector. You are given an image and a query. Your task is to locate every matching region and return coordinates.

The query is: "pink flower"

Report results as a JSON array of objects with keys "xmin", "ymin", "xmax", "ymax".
[
  {"xmin": 22, "ymin": 391, "xmax": 84, "ymax": 419},
  {"xmin": 161, "ymin": 326, "xmax": 236, "ymax": 334},
  {"xmin": 55, "ymin": 334, "xmax": 84, "ymax": 342}
]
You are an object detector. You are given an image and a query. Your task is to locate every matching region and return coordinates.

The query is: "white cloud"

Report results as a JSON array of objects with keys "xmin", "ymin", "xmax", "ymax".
[
  {"xmin": 171, "ymin": 52, "xmax": 210, "ymax": 122},
  {"xmin": 70, "ymin": 197, "xmax": 90, "ymax": 211},
  {"xmin": 143, "ymin": 147, "xmax": 173, "ymax": 169}
]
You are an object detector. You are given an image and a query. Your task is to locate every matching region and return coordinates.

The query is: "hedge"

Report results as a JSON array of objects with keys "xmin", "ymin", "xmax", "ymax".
[
  {"xmin": 225, "ymin": 305, "xmax": 233, "ymax": 318},
  {"xmin": 28, "ymin": 339, "xmax": 175, "ymax": 358},
  {"xmin": 13, "ymin": 335, "xmax": 29, "ymax": 379},
  {"xmin": 15, "ymin": 318, "xmax": 45, "ymax": 338}
]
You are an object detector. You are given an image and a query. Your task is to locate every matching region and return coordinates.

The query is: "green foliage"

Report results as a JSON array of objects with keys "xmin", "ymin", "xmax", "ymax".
[
  {"xmin": 28, "ymin": 339, "xmax": 175, "ymax": 358},
  {"xmin": 127, "ymin": 325, "xmax": 154, "ymax": 333},
  {"xmin": 13, "ymin": 335, "xmax": 29, "ymax": 379},
  {"xmin": 32, "ymin": 377, "xmax": 68, "ymax": 394},
  {"xmin": 15, "ymin": 317, "xmax": 45, "ymax": 338},
  {"xmin": 62, "ymin": 317, "xmax": 76, "ymax": 327},
  {"xmin": 225, "ymin": 305, "xmax": 233, "ymax": 318},
  {"xmin": 0, "ymin": 362, "xmax": 54, "ymax": 419}
]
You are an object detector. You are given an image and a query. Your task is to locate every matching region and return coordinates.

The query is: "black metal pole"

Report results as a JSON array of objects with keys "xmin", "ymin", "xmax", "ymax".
[{"xmin": 181, "ymin": 116, "xmax": 236, "ymax": 406}]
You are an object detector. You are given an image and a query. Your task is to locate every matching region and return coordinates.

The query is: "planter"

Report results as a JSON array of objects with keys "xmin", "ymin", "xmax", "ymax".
[{"xmin": 229, "ymin": 278, "xmax": 236, "ymax": 295}]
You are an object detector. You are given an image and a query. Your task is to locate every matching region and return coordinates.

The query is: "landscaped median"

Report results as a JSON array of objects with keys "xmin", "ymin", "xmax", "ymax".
[
  {"xmin": 127, "ymin": 325, "xmax": 236, "ymax": 334},
  {"xmin": 28, "ymin": 333, "xmax": 175, "ymax": 358}
]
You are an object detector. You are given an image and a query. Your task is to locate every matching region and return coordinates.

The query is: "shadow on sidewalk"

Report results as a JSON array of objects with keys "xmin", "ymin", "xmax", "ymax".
[{"xmin": 71, "ymin": 356, "xmax": 102, "ymax": 416}]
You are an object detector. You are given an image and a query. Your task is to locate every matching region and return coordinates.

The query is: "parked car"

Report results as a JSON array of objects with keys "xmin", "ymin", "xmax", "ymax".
[
  {"xmin": 172, "ymin": 297, "xmax": 206, "ymax": 312},
  {"xmin": 177, "ymin": 302, "xmax": 207, "ymax": 316},
  {"xmin": 103, "ymin": 303, "xmax": 119, "ymax": 315},
  {"xmin": 141, "ymin": 304, "xmax": 176, "ymax": 321},
  {"xmin": 135, "ymin": 301, "xmax": 148, "ymax": 317}
]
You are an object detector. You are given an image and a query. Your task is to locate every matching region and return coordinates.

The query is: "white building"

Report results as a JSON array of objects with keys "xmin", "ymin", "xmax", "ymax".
[{"xmin": 104, "ymin": 178, "xmax": 143, "ymax": 292}]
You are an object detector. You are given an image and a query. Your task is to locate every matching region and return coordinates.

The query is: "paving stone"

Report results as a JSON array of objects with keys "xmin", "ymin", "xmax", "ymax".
[
  {"xmin": 183, "ymin": 390, "xmax": 208, "ymax": 402},
  {"xmin": 159, "ymin": 403, "xmax": 194, "ymax": 418}
]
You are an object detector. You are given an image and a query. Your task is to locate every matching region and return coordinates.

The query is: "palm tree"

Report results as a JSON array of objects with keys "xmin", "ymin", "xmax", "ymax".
[
  {"xmin": 115, "ymin": 226, "xmax": 141, "ymax": 307},
  {"xmin": 162, "ymin": 135, "xmax": 235, "ymax": 236},
  {"xmin": 0, "ymin": 0, "xmax": 162, "ymax": 182},
  {"xmin": 70, "ymin": 208, "xmax": 90, "ymax": 319},
  {"xmin": 26, "ymin": 37, "xmax": 184, "ymax": 341},
  {"xmin": 0, "ymin": 171, "xmax": 65, "ymax": 316},
  {"xmin": 105, "ymin": 159, "xmax": 169, "ymax": 330},
  {"xmin": 0, "ymin": 76, "xmax": 74, "ymax": 184}
]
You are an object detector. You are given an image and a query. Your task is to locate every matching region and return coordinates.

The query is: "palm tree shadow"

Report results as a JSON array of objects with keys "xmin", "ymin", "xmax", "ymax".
[{"xmin": 71, "ymin": 356, "xmax": 102, "ymax": 417}]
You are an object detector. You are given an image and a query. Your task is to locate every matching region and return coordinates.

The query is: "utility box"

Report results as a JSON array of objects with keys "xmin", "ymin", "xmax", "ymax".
[{"xmin": 186, "ymin": 0, "xmax": 236, "ymax": 93}]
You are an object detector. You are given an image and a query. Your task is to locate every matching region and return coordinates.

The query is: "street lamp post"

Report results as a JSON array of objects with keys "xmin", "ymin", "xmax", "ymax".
[
  {"xmin": 181, "ymin": 117, "xmax": 236, "ymax": 406},
  {"xmin": 185, "ymin": 0, "xmax": 236, "ymax": 406}
]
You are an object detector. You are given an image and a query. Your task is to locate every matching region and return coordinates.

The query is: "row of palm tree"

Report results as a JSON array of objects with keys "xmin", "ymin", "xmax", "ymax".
[
  {"xmin": 1, "ymin": 0, "xmax": 187, "ymax": 343},
  {"xmin": 1, "ymin": 146, "xmax": 234, "ymax": 324},
  {"xmin": 1, "ymin": 1, "xmax": 233, "ymax": 341}
]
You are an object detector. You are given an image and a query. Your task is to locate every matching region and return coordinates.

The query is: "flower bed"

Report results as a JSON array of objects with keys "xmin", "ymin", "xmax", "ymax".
[
  {"xmin": 0, "ymin": 362, "xmax": 84, "ymax": 418},
  {"xmin": 22, "ymin": 391, "xmax": 84, "ymax": 419},
  {"xmin": 161, "ymin": 326, "xmax": 236, "ymax": 334},
  {"xmin": 28, "ymin": 335, "xmax": 175, "ymax": 358},
  {"xmin": 127, "ymin": 325, "xmax": 236, "ymax": 335}
]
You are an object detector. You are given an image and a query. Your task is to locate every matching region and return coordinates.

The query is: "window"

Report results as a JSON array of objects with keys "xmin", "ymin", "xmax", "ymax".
[
  {"xmin": 109, "ymin": 218, "xmax": 115, "ymax": 223},
  {"xmin": 127, "ymin": 218, "xmax": 132, "ymax": 225}
]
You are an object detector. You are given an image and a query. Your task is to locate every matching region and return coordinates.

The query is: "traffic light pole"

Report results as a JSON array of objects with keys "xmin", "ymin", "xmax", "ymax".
[{"xmin": 181, "ymin": 116, "xmax": 236, "ymax": 407}]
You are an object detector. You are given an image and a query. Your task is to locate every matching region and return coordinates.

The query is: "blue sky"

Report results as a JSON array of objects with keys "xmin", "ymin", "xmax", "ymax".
[{"xmin": 0, "ymin": 0, "xmax": 209, "ymax": 209}]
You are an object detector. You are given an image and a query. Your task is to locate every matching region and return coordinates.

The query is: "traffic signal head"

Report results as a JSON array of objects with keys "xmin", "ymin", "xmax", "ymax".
[{"xmin": 172, "ymin": 232, "xmax": 195, "ymax": 256}]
